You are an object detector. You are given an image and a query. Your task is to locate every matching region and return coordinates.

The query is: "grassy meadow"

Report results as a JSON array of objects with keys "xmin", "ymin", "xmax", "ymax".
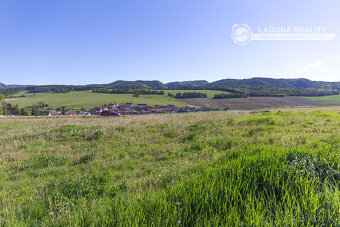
[
  {"xmin": 1, "ymin": 109, "xmax": 340, "ymax": 225},
  {"xmin": 4, "ymin": 91, "xmax": 187, "ymax": 110},
  {"xmin": 4, "ymin": 90, "xmax": 225, "ymax": 110},
  {"xmin": 308, "ymin": 95, "xmax": 340, "ymax": 104}
]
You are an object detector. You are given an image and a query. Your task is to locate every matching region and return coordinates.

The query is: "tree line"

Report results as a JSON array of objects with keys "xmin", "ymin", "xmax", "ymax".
[
  {"xmin": 209, "ymin": 86, "xmax": 340, "ymax": 99},
  {"xmin": 168, "ymin": 92, "xmax": 208, "ymax": 99},
  {"xmin": 0, "ymin": 101, "xmax": 51, "ymax": 116},
  {"xmin": 0, "ymin": 87, "xmax": 26, "ymax": 97},
  {"xmin": 92, "ymin": 88, "xmax": 165, "ymax": 95},
  {"xmin": 213, "ymin": 92, "xmax": 249, "ymax": 99}
]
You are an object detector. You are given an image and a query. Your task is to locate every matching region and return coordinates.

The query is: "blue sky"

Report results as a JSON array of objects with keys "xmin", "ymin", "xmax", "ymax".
[{"xmin": 0, "ymin": 0, "xmax": 339, "ymax": 85}]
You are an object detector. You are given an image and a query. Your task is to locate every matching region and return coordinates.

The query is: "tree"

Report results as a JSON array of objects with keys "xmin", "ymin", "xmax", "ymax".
[
  {"xmin": 0, "ymin": 102, "xmax": 22, "ymax": 116},
  {"xmin": 57, "ymin": 106, "xmax": 66, "ymax": 115},
  {"xmin": 0, "ymin": 94, "xmax": 4, "ymax": 115},
  {"xmin": 20, "ymin": 108, "xmax": 30, "ymax": 116},
  {"xmin": 11, "ymin": 104, "xmax": 20, "ymax": 115},
  {"xmin": 31, "ymin": 105, "xmax": 39, "ymax": 116}
]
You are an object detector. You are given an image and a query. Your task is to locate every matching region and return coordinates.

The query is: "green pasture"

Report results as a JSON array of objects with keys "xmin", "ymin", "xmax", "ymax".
[
  {"xmin": 307, "ymin": 95, "xmax": 340, "ymax": 103},
  {"xmin": 4, "ymin": 91, "xmax": 187, "ymax": 110}
]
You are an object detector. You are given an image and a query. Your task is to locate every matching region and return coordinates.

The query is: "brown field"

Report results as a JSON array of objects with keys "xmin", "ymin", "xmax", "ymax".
[{"xmin": 180, "ymin": 96, "xmax": 336, "ymax": 110}]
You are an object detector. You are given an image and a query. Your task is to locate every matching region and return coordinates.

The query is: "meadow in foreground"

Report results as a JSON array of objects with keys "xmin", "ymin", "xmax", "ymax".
[{"xmin": 1, "ymin": 109, "xmax": 340, "ymax": 226}]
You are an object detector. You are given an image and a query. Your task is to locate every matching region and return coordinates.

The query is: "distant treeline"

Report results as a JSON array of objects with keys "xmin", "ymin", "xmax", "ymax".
[
  {"xmin": 1, "ymin": 102, "xmax": 34, "ymax": 116},
  {"xmin": 0, "ymin": 87, "xmax": 26, "ymax": 97},
  {"xmin": 210, "ymin": 86, "xmax": 339, "ymax": 99},
  {"xmin": 213, "ymin": 93, "xmax": 248, "ymax": 99},
  {"xmin": 92, "ymin": 88, "xmax": 165, "ymax": 95},
  {"xmin": 26, "ymin": 85, "xmax": 98, "ymax": 93},
  {"xmin": 168, "ymin": 92, "xmax": 208, "ymax": 99},
  {"xmin": 1, "ymin": 101, "xmax": 55, "ymax": 116},
  {"xmin": 242, "ymin": 87, "xmax": 340, "ymax": 97}
]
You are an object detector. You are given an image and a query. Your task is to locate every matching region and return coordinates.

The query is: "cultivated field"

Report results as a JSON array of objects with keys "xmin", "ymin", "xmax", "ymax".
[
  {"xmin": 181, "ymin": 96, "xmax": 336, "ymax": 110},
  {"xmin": 1, "ymin": 109, "xmax": 340, "ymax": 225}
]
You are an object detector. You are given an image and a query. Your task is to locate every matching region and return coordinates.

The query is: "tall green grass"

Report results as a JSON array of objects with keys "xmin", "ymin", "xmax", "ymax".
[{"xmin": 1, "ymin": 110, "xmax": 340, "ymax": 226}]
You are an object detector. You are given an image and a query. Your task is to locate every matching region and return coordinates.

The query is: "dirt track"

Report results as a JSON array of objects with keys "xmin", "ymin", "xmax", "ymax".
[{"xmin": 179, "ymin": 97, "xmax": 336, "ymax": 110}]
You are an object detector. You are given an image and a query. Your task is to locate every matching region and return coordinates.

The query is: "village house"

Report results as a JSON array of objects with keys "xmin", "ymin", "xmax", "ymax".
[{"xmin": 43, "ymin": 110, "xmax": 62, "ymax": 116}]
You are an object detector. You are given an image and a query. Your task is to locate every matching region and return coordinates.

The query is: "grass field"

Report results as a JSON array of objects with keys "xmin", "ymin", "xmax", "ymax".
[
  {"xmin": 4, "ymin": 91, "xmax": 187, "ymax": 110},
  {"xmin": 1, "ymin": 109, "xmax": 340, "ymax": 225},
  {"xmin": 307, "ymin": 95, "xmax": 340, "ymax": 103},
  {"xmin": 4, "ymin": 90, "xmax": 225, "ymax": 110}
]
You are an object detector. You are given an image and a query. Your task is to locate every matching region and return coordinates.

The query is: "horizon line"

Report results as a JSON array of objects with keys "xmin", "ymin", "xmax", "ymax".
[{"xmin": 2, "ymin": 76, "xmax": 340, "ymax": 86}]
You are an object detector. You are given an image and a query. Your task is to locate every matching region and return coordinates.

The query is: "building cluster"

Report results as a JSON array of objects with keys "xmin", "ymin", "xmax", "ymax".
[
  {"xmin": 42, "ymin": 102, "xmax": 222, "ymax": 116},
  {"xmin": 89, "ymin": 103, "xmax": 211, "ymax": 115},
  {"xmin": 42, "ymin": 110, "xmax": 91, "ymax": 116}
]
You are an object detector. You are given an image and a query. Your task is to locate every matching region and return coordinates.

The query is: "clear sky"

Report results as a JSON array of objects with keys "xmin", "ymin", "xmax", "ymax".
[{"xmin": 0, "ymin": 0, "xmax": 339, "ymax": 85}]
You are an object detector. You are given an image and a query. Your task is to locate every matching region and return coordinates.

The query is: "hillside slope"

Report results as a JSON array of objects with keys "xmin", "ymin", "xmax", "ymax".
[
  {"xmin": 136, "ymin": 80, "xmax": 167, "ymax": 89},
  {"xmin": 207, "ymin": 77, "xmax": 334, "ymax": 88},
  {"xmin": 166, "ymin": 80, "xmax": 209, "ymax": 89},
  {"xmin": 109, "ymin": 80, "xmax": 167, "ymax": 89}
]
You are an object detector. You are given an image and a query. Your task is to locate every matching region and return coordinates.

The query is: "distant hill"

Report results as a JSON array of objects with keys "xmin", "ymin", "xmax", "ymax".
[
  {"xmin": 166, "ymin": 80, "xmax": 209, "ymax": 89},
  {"xmin": 110, "ymin": 80, "xmax": 150, "ymax": 89},
  {"xmin": 207, "ymin": 78, "xmax": 333, "ymax": 89},
  {"xmin": 0, "ymin": 83, "xmax": 6, "ymax": 89},
  {"xmin": 205, "ymin": 78, "xmax": 340, "ymax": 97},
  {"xmin": 136, "ymin": 80, "xmax": 167, "ymax": 89},
  {"xmin": 7, "ymin": 84, "xmax": 34, "ymax": 88},
  {"xmin": 109, "ymin": 80, "xmax": 167, "ymax": 89},
  {"xmin": 3, "ymin": 77, "xmax": 340, "ymax": 98}
]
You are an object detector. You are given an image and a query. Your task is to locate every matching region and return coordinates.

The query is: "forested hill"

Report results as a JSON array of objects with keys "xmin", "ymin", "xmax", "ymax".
[
  {"xmin": 166, "ymin": 80, "xmax": 209, "ymax": 89},
  {"xmin": 108, "ymin": 80, "xmax": 167, "ymax": 89},
  {"xmin": 136, "ymin": 80, "xmax": 168, "ymax": 89},
  {"xmin": 109, "ymin": 80, "xmax": 209, "ymax": 89},
  {"xmin": 108, "ymin": 78, "xmax": 339, "ymax": 90},
  {"xmin": 1, "ymin": 77, "xmax": 340, "ymax": 97},
  {"xmin": 205, "ymin": 78, "xmax": 340, "ymax": 97},
  {"xmin": 109, "ymin": 81, "xmax": 149, "ymax": 89},
  {"xmin": 207, "ymin": 78, "xmax": 334, "ymax": 88}
]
